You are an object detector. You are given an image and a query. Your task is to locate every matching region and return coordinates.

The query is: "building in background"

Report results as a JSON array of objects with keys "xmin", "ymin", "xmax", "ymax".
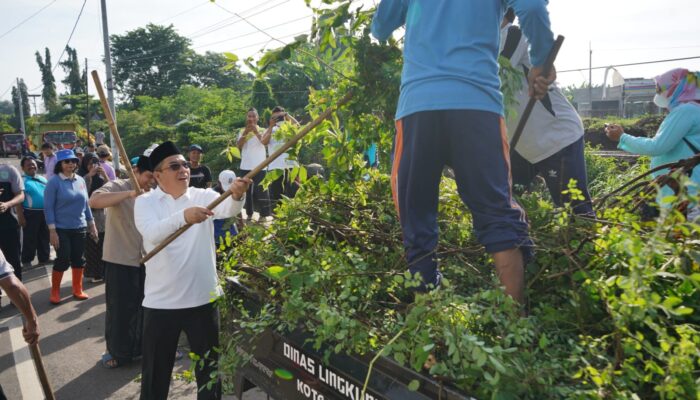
[{"xmin": 570, "ymin": 78, "xmax": 660, "ymax": 118}]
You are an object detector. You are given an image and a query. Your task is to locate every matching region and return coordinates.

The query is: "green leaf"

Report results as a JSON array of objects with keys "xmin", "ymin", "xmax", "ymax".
[
  {"xmin": 407, "ymin": 379, "xmax": 420, "ymax": 391},
  {"xmin": 265, "ymin": 266, "xmax": 289, "ymax": 280}
]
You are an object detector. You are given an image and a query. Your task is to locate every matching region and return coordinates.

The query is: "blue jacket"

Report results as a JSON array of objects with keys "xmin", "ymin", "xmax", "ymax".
[
  {"xmin": 44, "ymin": 174, "xmax": 94, "ymax": 229},
  {"xmin": 22, "ymin": 174, "xmax": 47, "ymax": 210},
  {"xmin": 371, "ymin": 0, "xmax": 554, "ymax": 120},
  {"xmin": 619, "ymin": 103, "xmax": 700, "ymax": 205}
]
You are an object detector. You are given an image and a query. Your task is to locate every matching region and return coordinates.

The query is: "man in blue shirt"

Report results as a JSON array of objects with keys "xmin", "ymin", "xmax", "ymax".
[
  {"xmin": 372, "ymin": 0, "xmax": 556, "ymax": 304},
  {"xmin": 18, "ymin": 157, "xmax": 50, "ymax": 268}
]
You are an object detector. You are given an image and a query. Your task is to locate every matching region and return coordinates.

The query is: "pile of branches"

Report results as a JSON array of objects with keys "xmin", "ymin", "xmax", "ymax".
[{"xmin": 219, "ymin": 157, "xmax": 700, "ymax": 399}]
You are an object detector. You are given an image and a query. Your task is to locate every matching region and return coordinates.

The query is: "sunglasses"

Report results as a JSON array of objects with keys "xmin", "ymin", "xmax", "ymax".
[
  {"xmin": 63, "ymin": 159, "xmax": 78, "ymax": 164},
  {"xmin": 160, "ymin": 161, "xmax": 191, "ymax": 172}
]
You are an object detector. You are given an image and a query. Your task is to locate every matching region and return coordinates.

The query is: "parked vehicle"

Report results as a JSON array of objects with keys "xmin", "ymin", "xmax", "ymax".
[
  {"xmin": 0, "ymin": 133, "xmax": 25, "ymax": 158},
  {"xmin": 42, "ymin": 130, "xmax": 78, "ymax": 150}
]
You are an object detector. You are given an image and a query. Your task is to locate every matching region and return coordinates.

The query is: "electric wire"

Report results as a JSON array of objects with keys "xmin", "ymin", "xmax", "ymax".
[
  {"xmin": 0, "ymin": 0, "xmax": 58, "ymax": 41},
  {"xmin": 558, "ymin": 55, "xmax": 700, "ymax": 73}
]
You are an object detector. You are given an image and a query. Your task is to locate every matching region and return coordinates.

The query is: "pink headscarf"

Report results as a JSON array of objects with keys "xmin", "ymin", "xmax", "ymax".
[{"xmin": 654, "ymin": 68, "xmax": 700, "ymax": 109}]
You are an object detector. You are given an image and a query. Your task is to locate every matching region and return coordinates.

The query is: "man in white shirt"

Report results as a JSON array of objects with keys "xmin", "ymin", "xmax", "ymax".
[
  {"xmin": 236, "ymin": 107, "xmax": 271, "ymax": 220},
  {"xmin": 134, "ymin": 141, "xmax": 250, "ymax": 400},
  {"xmin": 501, "ymin": 8, "xmax": 593, "ymax": 215}
]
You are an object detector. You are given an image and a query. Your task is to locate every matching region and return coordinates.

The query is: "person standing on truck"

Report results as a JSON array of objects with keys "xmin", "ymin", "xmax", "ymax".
[
  {"xmin": 134, "ymin": 141, "xmax": 251, "ymax": 400},
  {"xmin": 499, "ymin": 8, "xmax": 593, "ymax": 215},
  {"xmin": 371, "ymin": 0, "xmax": 555, "ymax": 304}
]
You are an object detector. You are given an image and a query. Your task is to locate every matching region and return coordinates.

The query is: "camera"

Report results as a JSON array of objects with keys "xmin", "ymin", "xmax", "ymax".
[{"xmin": 276, "ymin": 114, "xmax": 286, "ymax": 123}]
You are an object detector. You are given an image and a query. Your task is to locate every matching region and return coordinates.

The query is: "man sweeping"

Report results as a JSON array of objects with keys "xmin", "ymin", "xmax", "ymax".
[{"xmin": 134, "ymin": 141, "xmax": 250, "ymax": 400}]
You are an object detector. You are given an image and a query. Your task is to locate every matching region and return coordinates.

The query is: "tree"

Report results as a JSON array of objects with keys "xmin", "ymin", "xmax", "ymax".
[
  {"xmin": 249, "ymin": 79, "xmax": 276, "ymax": 115},
  {"xmin": 111, "ymin": 24, "xmax": 194, "ymax": 102},
  {"xmin": 35, "ymin": 47, "xmax": 58, "ymax": 111},
  {"xmin": 0, "ymin": 100, "xmax": 13, "ymax": 115},
  {"xmin": 11, "ymin": 79, "xmax": 30, "ymax": 130},
  {"xmin": 60, "ymin": 46, "xmax": 84, "ymax": 96},
  {"xmin": 190, "ymin": 51, "xmax": 254, "ymax": 92}
]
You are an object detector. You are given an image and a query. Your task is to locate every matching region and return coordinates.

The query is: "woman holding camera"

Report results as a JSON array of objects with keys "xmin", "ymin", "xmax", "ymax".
[
  {"xmin": 237, "ymin": 107, "xmax": 272, "ymax": 221},
  {"xmin": 44, "ymin": 149, "xmax": 98, "ymax": 304},
  {"xmin": 79, "ymin": 153, "xmax": 109, "ymax": 282}
]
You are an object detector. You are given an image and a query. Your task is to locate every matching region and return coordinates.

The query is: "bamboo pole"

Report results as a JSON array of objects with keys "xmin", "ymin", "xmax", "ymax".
[
  {"xmin": 140, "ymin": 91, "xmax": 354, "ymax": 264},
  {"xmin": 30, "ymin": 343, "xmax": 56, "ymax": 400},
  {"xmin": 91, "ymin": 70, "xmax": 142, "ymax": 194}
]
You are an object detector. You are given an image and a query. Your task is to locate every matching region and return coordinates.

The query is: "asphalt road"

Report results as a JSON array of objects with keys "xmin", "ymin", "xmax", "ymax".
[{"xmin": 0, "ymin": 156, "xmax": 268, "ymax": 399}]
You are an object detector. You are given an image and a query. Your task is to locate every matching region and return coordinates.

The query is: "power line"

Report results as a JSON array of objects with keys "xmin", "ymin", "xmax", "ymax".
[
  {"xmin": 559, "ymin": 55, "xmax": 700, "ymax": 74},
  {"xmin": 52, "ymin": 0, "xmax": 88, "ymax": 73},
  {"xmin": 116, "ymin": 12, "xmax": 311, "ymax": 65},
  {"xmin": 30, "ymin": 0, "xmax": 88, "ymax": 92},
  {"xmin": 116, "ymin": 0, "xmax": 289, "ymax": 65},
  {"xmin": 0, "ymin": 0, "xmax": 58, "ymax": 41},
  {"xmin": 155, "ymin": 0, "xmax": 210, "ymax": 24},
  {"xmin": 214, "ymin": 3, "xmax": 357, "ymax": 83},
  {"xmin": 0, "ymin": 84, "xmax": 13, "ymax": 100}
]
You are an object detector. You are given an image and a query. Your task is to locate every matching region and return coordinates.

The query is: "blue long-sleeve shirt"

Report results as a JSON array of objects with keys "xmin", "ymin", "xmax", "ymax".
[
  {"xmin": 371, "ymin": 0, "xmax": 554, "ymax": 120},
  {"xmin": 44, "ymin": 173, "xmax": 93, "ymax": 229},
  {"xmin": 619, "ymin": 103, "xmax": 700, "ymax": 204}
]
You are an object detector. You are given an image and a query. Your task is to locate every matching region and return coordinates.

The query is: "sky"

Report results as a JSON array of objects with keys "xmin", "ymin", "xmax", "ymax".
[{"xmin": 1, "ymin": 0, "xmax": 699, "ymax": 112}]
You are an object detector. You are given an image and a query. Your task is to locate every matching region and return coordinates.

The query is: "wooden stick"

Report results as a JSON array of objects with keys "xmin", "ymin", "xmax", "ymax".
[
  {"xmin": 509, "ymin": 35, "xmax": 565, "ymax": 149},
  {"xmin": 140, "ymin": 91, "xmax": 354, "ymax": 264},
  {"xmin": 91, "ymin": 70, "xmax": 142, "ymax": 195},
  {"xmin": 30, "ymin": 343, "xmax": 56, "ymax": 400}
]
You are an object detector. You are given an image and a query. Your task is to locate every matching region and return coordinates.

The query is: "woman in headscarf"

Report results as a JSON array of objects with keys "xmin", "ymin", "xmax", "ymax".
[
  {"xmin": 78, "ymin": 152, "xmax": 109, "ymax": 281},
  {"xmin": 606, "ymin": 68, "xmax": 700, "ymax": 218}
]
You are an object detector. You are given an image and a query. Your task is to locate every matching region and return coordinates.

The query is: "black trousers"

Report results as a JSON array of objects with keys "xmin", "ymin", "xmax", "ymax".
[
  {"xmin": 85, "ymin": 232, "xmax": 105, "ymax": 278},
  {"xmin": 141, "ymin": 303, "xmax": 221, "ymax": 400},
  {"xmin": 240, "ymin": 169, "xmax": 271, "ymax": 218},
  {"xmin": 53, "ymin": 228, "xmax": 86, "ymax": 272},
  {"xmin": 0, "ymin": 227, "xmax": 21, "ymax": 280},
  {"xmin": 21, "ymin": 209, "xmax": 50, "ymax": 264},
  {"xmin": 105, "ymin": 262, "xmax": 144, "ymax": 362},
  {"xmin": 268, "ymin": 169, "xmax": 299, "ymax": 212}
]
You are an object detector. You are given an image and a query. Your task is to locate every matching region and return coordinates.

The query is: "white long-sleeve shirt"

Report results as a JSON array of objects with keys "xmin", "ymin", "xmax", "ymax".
[{"xmin": 134, "ymin": 186, "xmax": 244, "ymax": 309}]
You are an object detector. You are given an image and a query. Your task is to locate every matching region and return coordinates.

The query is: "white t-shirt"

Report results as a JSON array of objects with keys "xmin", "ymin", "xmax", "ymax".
[
  {"xmin": 267, "ymin": 124, "xmax": 298, "ymax": 170},
  {"xmin": 238, "ymin": 127, "xmax": 267, "ymax": 170},
  {"xmin": 500, "ymin": 23, "xmax": 584, "ymax": 164},
  {"xmin": 134, "ymin": 186, "xmax": 244, "ymax": 309},
  {"xmin": 0, "ymin": 249, "xmax": 14, "ymax": 280}
]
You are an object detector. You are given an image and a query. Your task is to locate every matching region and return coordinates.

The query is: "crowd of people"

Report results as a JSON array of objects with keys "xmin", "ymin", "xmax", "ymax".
[
  {"xmin": 0, "ymin": 104, "xmax": 304, "ymax": 399},
  {"xmin": 2, "ymin": 1, "xmax": 700, "ymax": 398}
]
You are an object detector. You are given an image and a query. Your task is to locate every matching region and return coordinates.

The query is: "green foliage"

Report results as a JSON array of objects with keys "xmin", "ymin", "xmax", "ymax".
[
  {"xmin": 213, "ymin": 2, "xmax": 700, "ymax": 399},
  {"xmin": 35, "ymin": 47, "xmax": 58, "ymax": 111},
  {"xmin": 59, "ymin": 45, "xmax": 84, "ymax": 96},
  {"xmin": 222, "ymin": 150, "xmax": 700, "ymax": 398},
  {"xmin": 119, "ymin": 85, "xmax": 248, "ymax": 173},
  {"xmin": 10, "ymin": 79, "xmax": 30, "ymax": 130},
  {"xmin": 249, "ymin": 79, "xmax": 276, "ymax": 115}
]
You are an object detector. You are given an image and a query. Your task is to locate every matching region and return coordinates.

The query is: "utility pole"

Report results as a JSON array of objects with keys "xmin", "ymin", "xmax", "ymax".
[
  {"xmin": 85, "ymin": 57, "xmax": 90, "ymax": 144},
  {"xmin": 16, "ymin": 78, "xmax": 26, "ymax": 139},
  {"xmin": 100, "ymin": 0, "xmax": 119, "ymax": 169},
  {"xmin": 28, "ymin": 94, "xmax": 40, "ymax": 115},
  {"xmin": 588, "ymin": 41, "xmax": 593, "ymax": 117}
]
